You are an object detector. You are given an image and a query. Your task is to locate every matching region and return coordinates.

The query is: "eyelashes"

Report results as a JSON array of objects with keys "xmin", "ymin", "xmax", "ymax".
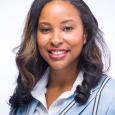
[
  {"xmin": 62, "ymin": 26, "xmax": 73, "ymax": 32},
  {"xmin": 38, "ymin": 26, "xmax": 74, "ymax": 34},
  {"xmin": 39, "ymin": 28, "xmax": 52, "ymax": 34}
]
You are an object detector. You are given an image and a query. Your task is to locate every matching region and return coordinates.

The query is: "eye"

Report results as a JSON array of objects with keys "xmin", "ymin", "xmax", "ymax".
[
  {"xmin": 63, "ymin": 26, "xmax": 73, "ymax": 32},
  {"xmin": 39, "ymin": 27, "xmax": 51, "ymax": 34}
]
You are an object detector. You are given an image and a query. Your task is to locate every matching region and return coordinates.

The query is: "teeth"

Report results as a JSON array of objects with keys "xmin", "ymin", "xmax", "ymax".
[{"xmin": 51, "ymin": 51, "xmax": 65, "ymax": 55}]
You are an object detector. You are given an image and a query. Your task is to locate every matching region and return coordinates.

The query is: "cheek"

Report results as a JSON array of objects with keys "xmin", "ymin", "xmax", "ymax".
[
  {"xmin": 64, "ymin": 33, "xmax": 85, "ymax": 46},
  {"xmin": 71, "ymin": 38, "xmax": 84, "ymax": 60},
  {"xmin": 37, "ymin": 38, "xmax": 43, "ymax": 48},
  {"xmin": 62, "ymin": 29, "xmax": 85, "ymax": 43},
  {"xmin": 66, "ymin": 33, "xmax": 85, "ymax": 54},
  {"xmin": 37, "ymin": 34, "xmax": 48, "ymax": 48},
  {"xmin": 37, "ymin": 36, "xmax": 47, "ymax": 58},
  {"xmin": 37, "ymin": 34, "xmax": 50, "ymax": 60}
]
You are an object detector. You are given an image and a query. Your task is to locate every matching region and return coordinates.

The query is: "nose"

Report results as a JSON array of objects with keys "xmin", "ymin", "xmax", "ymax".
[{"xmin": 50, "ymin": 29, "xmax": 63, "ymax": 47}]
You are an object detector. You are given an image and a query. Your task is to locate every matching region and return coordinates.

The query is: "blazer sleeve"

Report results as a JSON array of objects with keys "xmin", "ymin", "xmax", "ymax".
[{"xmin": 106, "ymin": 96, "xmax": 115, "ymax": 115}]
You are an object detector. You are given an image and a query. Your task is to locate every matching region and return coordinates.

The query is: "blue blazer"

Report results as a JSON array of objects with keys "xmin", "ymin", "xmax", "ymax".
[{"xmin": 10, "ymin": 76, "xmax": 115, "ymax": 115}]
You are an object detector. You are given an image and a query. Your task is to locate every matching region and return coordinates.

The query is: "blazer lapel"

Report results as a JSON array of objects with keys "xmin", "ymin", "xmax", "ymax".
[
  {"xmin": 75, "ymin": 89, "xmax": 98, "ymax": 114},
  {"xmin": 70, "ymin": 76, "xmax": 107, "ymax": 115}
]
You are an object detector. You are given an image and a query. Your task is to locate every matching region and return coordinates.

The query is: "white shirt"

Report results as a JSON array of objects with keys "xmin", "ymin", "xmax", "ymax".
[{"xmin": 31, "ymin": 68, "xmax": 83, "ymax": 115}]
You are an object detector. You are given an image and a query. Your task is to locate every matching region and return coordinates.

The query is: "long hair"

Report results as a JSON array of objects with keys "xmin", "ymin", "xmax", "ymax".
[{"xmin": 9, "ymin": 0, "xmax": 110, "ymax": 108}]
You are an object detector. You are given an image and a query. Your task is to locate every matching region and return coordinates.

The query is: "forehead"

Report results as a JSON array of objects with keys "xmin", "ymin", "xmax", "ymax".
[{"xmin": 39, "ymin": 0, "xmax": 81, "ymax": 22}]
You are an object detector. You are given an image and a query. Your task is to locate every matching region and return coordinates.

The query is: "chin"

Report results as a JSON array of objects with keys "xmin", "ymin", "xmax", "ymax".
[{"xmin": 49, "ymin": 64, "xmax": 68, "ymax": 71}]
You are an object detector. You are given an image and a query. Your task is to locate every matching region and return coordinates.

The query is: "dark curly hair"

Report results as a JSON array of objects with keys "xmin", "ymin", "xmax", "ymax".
[{"xmin": 9, "ymin": 0, "xmax": 110, "ymax": 108}]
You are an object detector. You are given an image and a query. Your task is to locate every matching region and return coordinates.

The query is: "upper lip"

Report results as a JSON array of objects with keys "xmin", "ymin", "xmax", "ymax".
[{"xmin": 47, "ymin": 48, "xmax": 69, "ymax": 53}]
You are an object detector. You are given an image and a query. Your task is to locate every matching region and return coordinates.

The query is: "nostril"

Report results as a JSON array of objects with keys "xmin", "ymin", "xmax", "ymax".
[{"xmin": 50, "ymin": 38, "xmax": 63, "ymax": 46}]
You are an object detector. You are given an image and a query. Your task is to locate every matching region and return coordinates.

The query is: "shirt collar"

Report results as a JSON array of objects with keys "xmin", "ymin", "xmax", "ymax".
[
  {"xmin": 31, "ymin": 68, "xmax": 83, "ymax": 101},
  {"xmin": 31, "ymin": 68, "xmax": 50, "ymax": 99}
]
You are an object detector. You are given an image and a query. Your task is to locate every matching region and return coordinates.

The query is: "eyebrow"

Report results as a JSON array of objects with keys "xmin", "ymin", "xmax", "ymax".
[
  {"xmin": 39, "ymin": 19, "xmax": 75, "ymax": 25},
  {"xmin": 38, "ymin": 22, "xmax": 51, "ymax": 26},
  {"xmin": 61, "ymin": 19, "xmax": 75, "ymax": 24}
]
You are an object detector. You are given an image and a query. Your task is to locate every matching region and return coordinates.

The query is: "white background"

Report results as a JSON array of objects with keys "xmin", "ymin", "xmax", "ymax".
[{"xmin": 0, "ymin": 0, "xmax": 115, "ymax": 114}]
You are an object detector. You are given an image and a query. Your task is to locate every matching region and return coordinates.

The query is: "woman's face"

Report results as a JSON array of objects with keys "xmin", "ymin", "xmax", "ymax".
[{"xmin": 37, "ymin": 1, "xmax": 87, "ymax": 71}]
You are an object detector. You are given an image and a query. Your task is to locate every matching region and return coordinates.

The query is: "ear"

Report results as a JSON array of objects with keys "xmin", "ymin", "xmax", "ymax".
[{"xmin": 83, "ymin": 31, "xmax": 87, "ymax": 45}]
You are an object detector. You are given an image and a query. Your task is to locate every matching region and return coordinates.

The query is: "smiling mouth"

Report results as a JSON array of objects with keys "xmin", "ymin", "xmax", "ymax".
[{"xmin": 47, "ymin": 49, "xmax": 69, "ymax": 60}]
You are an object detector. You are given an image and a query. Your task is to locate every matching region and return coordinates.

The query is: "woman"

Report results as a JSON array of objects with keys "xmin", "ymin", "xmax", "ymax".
[{"xmin": 9, "ymin": 0, "xmax": 115, "ymax": 115}]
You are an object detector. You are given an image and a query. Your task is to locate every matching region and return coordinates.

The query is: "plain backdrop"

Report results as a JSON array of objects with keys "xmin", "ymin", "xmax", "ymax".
[{"xmin": 0, "ymin": 0, "xmax": 115, "ymax": 114}]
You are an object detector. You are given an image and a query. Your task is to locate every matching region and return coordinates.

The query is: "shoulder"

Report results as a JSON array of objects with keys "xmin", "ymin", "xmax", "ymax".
[
  {"xmin": 97, "ymin": 75, "xmax": 115, "ymax": 114},
  {"xmin": 96, "ymin": 75, "xmax": 115, "ymax": 98},
  {"xmin": 9, "ymin": 98, "xmax": 38, "ymax": 115},
  {"xmin": 93, "ymin": 75, "xmax": 115, "ymax": 96},
  {"xmin": 101, "ymin": 75, "xmax": 115, "ymax": 96}
]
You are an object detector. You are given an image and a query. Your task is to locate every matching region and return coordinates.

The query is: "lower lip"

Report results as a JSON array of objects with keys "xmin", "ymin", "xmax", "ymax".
[{"xmin": 48, "ymin": 52, "xmax": 67, "ymax": 60}]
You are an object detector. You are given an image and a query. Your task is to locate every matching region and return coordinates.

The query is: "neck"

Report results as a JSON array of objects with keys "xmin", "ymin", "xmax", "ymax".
[{"xmin": 48, "ymin": 66, "xmax": 79, "ymax": 88}]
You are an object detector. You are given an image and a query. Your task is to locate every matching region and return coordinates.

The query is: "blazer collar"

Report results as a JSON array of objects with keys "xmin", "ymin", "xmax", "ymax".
[{"xmin": 73, "ymin": 76, "xmax": 107, "ymax": 114}]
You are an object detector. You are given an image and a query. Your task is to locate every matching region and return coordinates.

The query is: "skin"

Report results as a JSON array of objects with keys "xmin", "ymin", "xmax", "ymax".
[{"xmin": 37, "ymin": 1, "xmax": 87, "ymax": 108}]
